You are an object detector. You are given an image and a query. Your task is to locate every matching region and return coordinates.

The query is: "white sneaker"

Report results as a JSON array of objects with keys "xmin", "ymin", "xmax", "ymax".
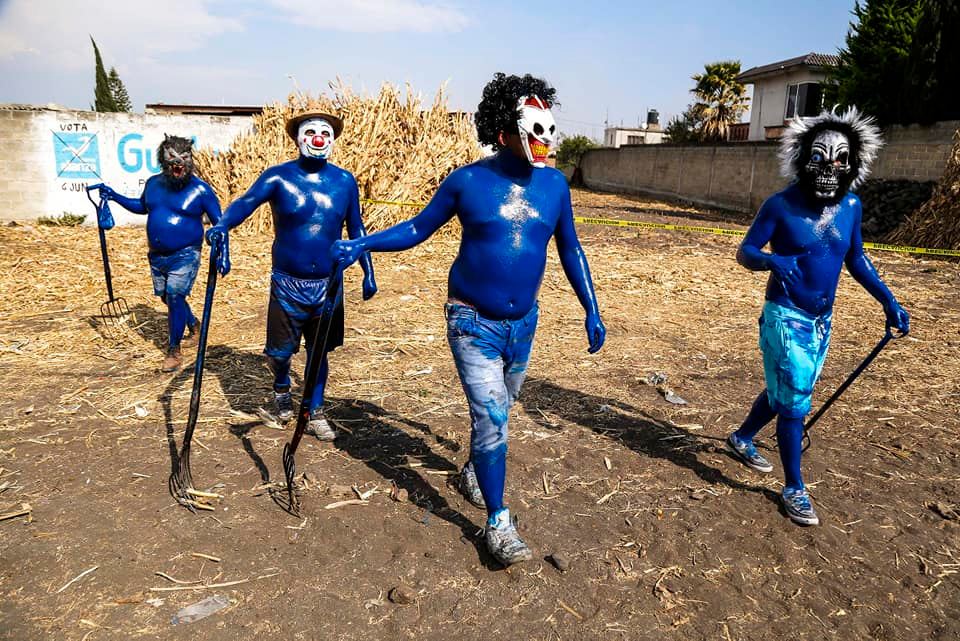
[
  {"xmin": 305, "ymin": 408, "xmax": 336, "ymax": 441},
  {"xmin": 484, "ymin": 508, "xmax": 533, "ymax": 566}
]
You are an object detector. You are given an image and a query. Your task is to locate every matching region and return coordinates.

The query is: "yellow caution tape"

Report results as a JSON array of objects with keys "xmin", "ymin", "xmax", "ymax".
[{"xmin": 360, "ymin": 199, "xmax": 960, "ymax": 257}]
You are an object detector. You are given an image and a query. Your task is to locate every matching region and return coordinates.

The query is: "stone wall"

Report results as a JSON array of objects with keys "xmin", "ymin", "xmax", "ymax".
[
  {"xmin": 580, "ymin": 121, "xmax": 959, "ymax": 213},
  {"xmin": 0, "ymin": 106, "xmax": 252, "ymax": 224}
]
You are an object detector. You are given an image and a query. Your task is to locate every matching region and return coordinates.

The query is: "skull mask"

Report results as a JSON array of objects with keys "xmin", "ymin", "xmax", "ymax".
[
  {"xmin": 802, "ymin": 130, "xmax": 852, "ymax": 201},
  {"xmin": 516, "ymin": 95, "xmax": 557, "ymax": 167},
  {"xmin": 297, "ymin": 118, "xmax": 336, "ymax": 160},
  {"xmin": 158, "ymin": 135, "xmax": 195, "ymax": 190}
]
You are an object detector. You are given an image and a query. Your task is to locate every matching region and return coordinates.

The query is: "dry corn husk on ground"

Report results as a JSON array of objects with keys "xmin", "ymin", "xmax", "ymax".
[
  {"xmin": 195, "ymin": 79, "xmax": 482, "ymax": 236},
  {"xmin": 886, "ymin": 129, "xmax": 960, "ymax": 251}
]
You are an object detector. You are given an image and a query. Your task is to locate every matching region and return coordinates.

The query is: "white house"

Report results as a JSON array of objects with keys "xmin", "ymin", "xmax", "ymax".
[{"xmin": 737, "ymin": 52, "xmax": 839, "ymax": 141}]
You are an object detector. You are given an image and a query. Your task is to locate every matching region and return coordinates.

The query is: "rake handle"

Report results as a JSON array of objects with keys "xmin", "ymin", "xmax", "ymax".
[
  {"xmin": 88, "ymin": 188, "xmax": 117, "ymax": 302},
  {"xmin": 179, "ymin": 247, "xmax": 219, "ymax": 455},
  {"xmin": 284, "ymin": 267, "xmax": 344, "ymax": 462}
]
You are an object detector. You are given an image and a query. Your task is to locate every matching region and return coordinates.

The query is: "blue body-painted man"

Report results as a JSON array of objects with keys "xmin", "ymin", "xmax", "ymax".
[
  {"xmin": 333, "ymin": 74, "xmax": 605, "ymax": 565},
  {"xmin": 727, "ymin": 109, "xmax": 909, "ymax": 525},
  {"xmin": 91, "ymin": 135, "xmax": 222, "ymax": 371},
  {"xmin": 206, "ymin": 112, "xmax": 376, "ymax": 439}
]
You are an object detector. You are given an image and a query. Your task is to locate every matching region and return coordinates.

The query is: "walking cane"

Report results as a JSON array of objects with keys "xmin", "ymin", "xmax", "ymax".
[
  {"xmin": 168, "ymin": 245, "xmax": 220, "ymax": 511},
  {"xmin": 279, "ymin": 265, "xmax": 344, "ymax": 516},
  {"xmin": 802, "ymin": 327, "xmax": 902, "ymax": 453},
  {"xmin": 85, "ymin": 186, "xmax": 130, "ymax": 330}
]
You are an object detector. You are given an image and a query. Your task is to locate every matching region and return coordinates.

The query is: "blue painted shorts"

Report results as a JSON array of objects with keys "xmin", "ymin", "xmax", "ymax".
[
  {"xmin": 446, "ymin": 302, "xmax": 538, "ymax": 457},
  {"xmin": 148, "ymin": 245, "xmax": 201, "ymax": 298},
  {"xmin": 760, "ymin": 300, "xmax": 832, "ymax": 419},
  {"xmin": 264, "ymin": 270, "xmax": 344, "ymax": 360}
]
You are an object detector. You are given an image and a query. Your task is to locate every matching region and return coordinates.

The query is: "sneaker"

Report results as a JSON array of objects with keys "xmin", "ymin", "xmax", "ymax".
[
  {"xmin": 182, "ymin": 322, "xmax": 198, "ymax": 345},
  {"xmin": 782, "ymin": 487, "xmax": 819, "ymax": 526},
  {"xmin": 484, "ymin": 508, "xmax": 533, "ymax": 566},
  {"xmin": 305, "ymin": 408, "xmax": 336, "ymax": 441},
  {"xmin": 161, "ymin": 346, "xmax": 182, "ymax": 372},
  {"xmin": 274, "ymin": 391, "xmax": 294, "ymax": 423},
  {"xmin": 726, "ymin": 433, "xmax": 774, "ymax": 473},
  {"xmin": 459, "ymin": 462, "xmax": 486, "ymax": 509}
]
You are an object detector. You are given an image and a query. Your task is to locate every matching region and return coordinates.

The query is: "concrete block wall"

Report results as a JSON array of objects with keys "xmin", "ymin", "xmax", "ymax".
[
  {"xmin": 581, "ymin": 121, "xmax": 959, "ymax": 214},
  {"xmin": 0, "ymin": 107, "xmax": 252, "ymax": 224}
]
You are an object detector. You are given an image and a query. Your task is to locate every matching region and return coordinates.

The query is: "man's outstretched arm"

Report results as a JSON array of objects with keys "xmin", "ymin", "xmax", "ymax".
[
  {"xmin": 90, "ymin": 183, "xmax": 146, "ymax": 214},
  {"xmin": 845, "ymin": 199, "xmax": 909, "ymax": 333},
  {"xmin": 554, "ymin": 186, "xmax": 604, "ymax": 353},
  {"xmin": 332, "ymin": 172, "xmax": 460, "ymax": 266}
]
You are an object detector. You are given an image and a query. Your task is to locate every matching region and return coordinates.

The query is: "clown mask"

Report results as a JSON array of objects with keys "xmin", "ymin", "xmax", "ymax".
[
  {"xmin": 516, "ymin": 95, "xmax": 556, "ymax": 167},
  {"xmin": 297, "ymin": 118, "xmax": 336, "ymax": 160}
]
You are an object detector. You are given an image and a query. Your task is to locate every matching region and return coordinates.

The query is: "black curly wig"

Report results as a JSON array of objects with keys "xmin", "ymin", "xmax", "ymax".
[{"xmin": 475, "ymin": 73, "xmax": 558, "ymax": 150}]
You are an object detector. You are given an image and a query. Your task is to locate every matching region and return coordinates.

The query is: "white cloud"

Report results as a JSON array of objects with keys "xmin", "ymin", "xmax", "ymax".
[
  {"xmin": 0, "ymin": 0, "xmax": 243, "ymax": 69},
  {"xmin": 266, "ymin": 0, "xmax": 468, "ymax": 33}
]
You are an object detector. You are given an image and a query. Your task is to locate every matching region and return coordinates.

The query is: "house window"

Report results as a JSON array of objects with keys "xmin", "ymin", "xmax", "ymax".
[
  {"xmin": 627, "ymin": 135, "xmax": 643, "ymax": 144},
  {"xmin": 785, "ymin": 82, "xmax": 824, "ymax": 119}
]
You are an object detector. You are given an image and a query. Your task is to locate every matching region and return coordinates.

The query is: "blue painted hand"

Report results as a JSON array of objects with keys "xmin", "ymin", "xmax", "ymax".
[
  {"xmin": 362, "ymin": 271, "xmax": 378, "ymax": 301},
  {"xmin": 767, "ymin": 254, "xmax": 801, "ymax": 288},
  {"xmin": 585, "ymin": 313, "xmax": 605, "ymax": 354},
  {"xmin": 205, "ymin": 226, "xmax": 231, "ymax": 276},
  {"xmin": 332, "ymin": 239, "xmax": 364, "ymax": 269},
  {"xmin": 885, "ymin": 302, "xmax": 910, "ymax": 335}
]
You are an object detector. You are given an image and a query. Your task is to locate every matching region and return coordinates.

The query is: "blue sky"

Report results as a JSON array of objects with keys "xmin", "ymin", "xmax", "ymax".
[{"xmin": 0, "ymin": 1, "xmax": 857, "ymax": 139}]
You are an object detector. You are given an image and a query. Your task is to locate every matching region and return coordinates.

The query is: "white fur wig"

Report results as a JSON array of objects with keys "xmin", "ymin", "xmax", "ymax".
[{"xmin": 778, "ymin": 107, "xmax": 883, "ymax": 190}]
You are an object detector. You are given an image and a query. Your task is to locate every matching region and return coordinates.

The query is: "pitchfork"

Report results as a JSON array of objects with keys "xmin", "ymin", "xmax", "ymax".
[
  {"xmin": 277, "ymin": 265, "xmax": 344, "ymax": 516},
  {"xmin": 168, "ymin": 245, "xmax": 221, "ymax": 511},
  {"xmin": 85, "ymin": 186, "xmax": 130, "ymax": 332}
]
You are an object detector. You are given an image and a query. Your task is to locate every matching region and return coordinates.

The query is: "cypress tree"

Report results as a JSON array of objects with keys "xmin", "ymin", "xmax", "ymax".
[{"xmin": 91, "ymin": 37, "xmax": 118, "ymax": 112}]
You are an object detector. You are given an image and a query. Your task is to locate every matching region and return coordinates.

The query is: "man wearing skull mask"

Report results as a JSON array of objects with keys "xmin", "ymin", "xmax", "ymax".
[
  {"xmin": 205, "ymin": 112, "xmax": 377, "ymax": 441},
  {"xmin": 91, "ymin": 135, "xmax": 223, "ymax": 372},
  {"xmin": 727, "ymin": 108, "xmax": 910, "ymax": 526},
  {"xmin": 332, "ymin": 73, "xmax": 605, "ymax": 565}
]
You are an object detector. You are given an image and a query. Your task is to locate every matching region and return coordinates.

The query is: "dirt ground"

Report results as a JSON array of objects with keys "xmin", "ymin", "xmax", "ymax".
[{"xmin": 1, "ymin": 189, "xmax": 958, "ymax": 641}]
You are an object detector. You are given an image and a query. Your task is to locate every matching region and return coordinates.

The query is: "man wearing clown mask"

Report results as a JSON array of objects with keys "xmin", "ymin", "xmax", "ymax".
[
  {"xmin": 332, "ymin": 73, "xmax": 604, "ymax": 565},
  {"xmin": 728, "ymin": 108, "xmax": 909, "ymax": 526},
  {"xmin": 206, "ymin": 112, "xmax": 377, "ymax": 440}
]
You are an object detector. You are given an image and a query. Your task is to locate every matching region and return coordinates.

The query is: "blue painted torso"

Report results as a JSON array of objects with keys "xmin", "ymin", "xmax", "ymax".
[
  {"xmin": 750, "ymin": 184, "xmax": 857, "ymax": 316},
  {"xmin": 224, "ymin": 158, "xmax": 357, "ymax": 279},
  {"xmin": 142, "ymin": 175, "xmax": 220, "ymax": 254},
  {"xmin": 446, "ymin": 153, "xmax": 568, "ymax": 319}
]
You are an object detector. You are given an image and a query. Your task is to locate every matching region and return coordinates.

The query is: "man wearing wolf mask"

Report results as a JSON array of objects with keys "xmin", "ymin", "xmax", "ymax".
[
  {"xmin": 726, "ymin": 108, "xmax": 910, "ymax": 526},
  {"xmin": 91, "ymin": 135, "xmax": 223, "ymax": 372}
]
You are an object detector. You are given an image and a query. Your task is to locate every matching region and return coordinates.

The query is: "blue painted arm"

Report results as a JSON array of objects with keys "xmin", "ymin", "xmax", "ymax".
[
  {"xmin": 332, "ymin": 173, "xmax": 459, "ymax": 266},
  {"xmin": 206, "ymin": 172, "xmax": 275, "ymax": 276},
  {"xmin": 555, "ymin": 187, "xmax": 605, "ymax": 353},
  {"xmin": 345, "ymin": 179, "xmax": 377, "ymax": 300},
  {"xmin": 200, "ymin": 184, "xmax": 223, "ymax": 226},
  {"xmin": 89, "ymin": 183, "xmax": 146, "ymax": 215},
  {"xmin": 845, "ymin": 200, "xmax": 909, "ymax": 333},
  {"xmin": 737, "ymin": 198, "xmax": 801, "ymax": 287}
]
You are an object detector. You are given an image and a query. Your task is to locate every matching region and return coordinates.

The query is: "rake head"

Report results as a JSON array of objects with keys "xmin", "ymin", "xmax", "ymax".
[
  {"xmin": 168, "ymin": 445, "xmax": 197, "ymax": 513},
  {"xmin": 280, "ymin": 442, "xmax": 302, "ymax": 516},
  {"xmin": 100, "ymin": 296, "xmax": 131, "ymax": 330}
]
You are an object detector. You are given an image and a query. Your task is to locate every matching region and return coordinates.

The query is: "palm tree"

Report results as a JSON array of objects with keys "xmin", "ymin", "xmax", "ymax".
[{"xmin": 690, "ymin": 61, "xmax": 750, "ymax": 142}]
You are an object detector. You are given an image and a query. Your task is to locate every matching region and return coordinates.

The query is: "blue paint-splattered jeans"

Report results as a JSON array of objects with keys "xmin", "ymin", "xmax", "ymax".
[{"xmin": 446, "ymin": 302, "xmax": 539, "ymax": 459}]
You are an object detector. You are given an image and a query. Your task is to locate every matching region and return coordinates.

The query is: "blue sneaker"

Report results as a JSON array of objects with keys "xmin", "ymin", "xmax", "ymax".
[
  {"xmin": 726, "ymin": 434, "xmax": 774, "ymax": 473},
  {"xmin": 782, "ymin": 487, "xmax": 819, "ymax": 526}
]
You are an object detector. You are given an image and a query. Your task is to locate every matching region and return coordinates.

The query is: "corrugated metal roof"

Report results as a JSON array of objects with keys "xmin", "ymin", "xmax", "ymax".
[{"xmin": 737, "ymin": 52, "xmax": 840, "ymax": 82}]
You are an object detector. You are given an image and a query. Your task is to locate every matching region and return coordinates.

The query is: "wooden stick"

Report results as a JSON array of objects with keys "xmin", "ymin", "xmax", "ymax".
[
  {"xmin": 0, "ymin": 503, "xmax": 31, "ymax": 521},
  {"xmin": 324, "ymin": 499, "xmax": 368, "ymax": 509},
  {"xmin": 55, "ymin": 566, "xmax": 98, "ymax": 593}
]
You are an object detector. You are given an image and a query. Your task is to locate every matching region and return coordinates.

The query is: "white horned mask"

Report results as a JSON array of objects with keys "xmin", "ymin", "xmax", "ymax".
[
  {"xmin": 297, "ymin": 118, "xmax": 336, "ymax": 160},
  {"xmin": 516, "ymin": 95, "xmax": 556, "ymax": 167}
]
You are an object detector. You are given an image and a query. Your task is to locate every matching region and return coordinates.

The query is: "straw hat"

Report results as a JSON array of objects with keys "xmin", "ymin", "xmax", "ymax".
[{"xmin": 285, "ymin": 112, "xmax": 344, "ymax": 140}]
